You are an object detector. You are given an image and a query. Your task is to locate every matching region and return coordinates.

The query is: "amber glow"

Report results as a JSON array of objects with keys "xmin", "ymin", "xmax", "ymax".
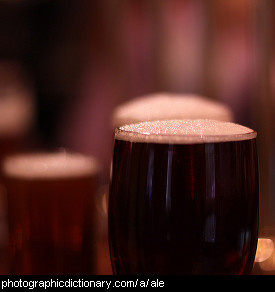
[{"xmin": 255, "ymin": 238, "xmax": 274, "ymax": 263}]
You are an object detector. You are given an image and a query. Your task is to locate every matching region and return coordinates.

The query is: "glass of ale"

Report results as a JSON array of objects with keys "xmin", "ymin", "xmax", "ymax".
[{"xmin": 108, "ymin": 119, "xmax": 259, "ymax": 274}]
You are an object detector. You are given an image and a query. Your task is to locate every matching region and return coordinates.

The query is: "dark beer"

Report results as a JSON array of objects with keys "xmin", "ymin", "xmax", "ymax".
[
  {"xmin": 108, "ymin": 119, "xmax": 259, "ymax": 275},
  {"xmin": 3, "ymin": 152, "xmax": 100, "ymax": 275}
]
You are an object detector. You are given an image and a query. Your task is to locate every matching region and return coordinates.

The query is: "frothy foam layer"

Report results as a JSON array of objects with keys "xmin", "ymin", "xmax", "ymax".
[
  {"xmin": 112, "ymin": 92, "xmax": 233, "ymax": 127},
  {"xmin": 3, "ymin": 151, "xmax": 100, "ymax": 179},
  {"xmin": 115, "ymin": 119, "xmax": 257, "ymax": 144}
]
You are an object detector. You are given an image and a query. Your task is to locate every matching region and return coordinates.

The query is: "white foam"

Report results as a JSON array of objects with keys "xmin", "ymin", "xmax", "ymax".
[
  {"xmin": 115, "ymin": 119, "xmax": 257, "ymax": 144},
  {"xmin": 3, "ymin": 151, "xmax": 100, "ymax": 179},
  {"xmin": 112, "ymin": 92, "xmax": 233, "ymax": 128}
]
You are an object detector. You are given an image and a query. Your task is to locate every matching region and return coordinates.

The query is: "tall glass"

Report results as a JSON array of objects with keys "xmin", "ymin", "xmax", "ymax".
[{"xmin": 108, "ymin": 119, "xmax": 259, "ymax": 275}]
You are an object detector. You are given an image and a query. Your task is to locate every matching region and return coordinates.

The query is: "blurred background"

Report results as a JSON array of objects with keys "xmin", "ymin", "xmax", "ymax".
[{"xmin": 0, "ymin": 0, "xmax": 274, "ymax": 274}]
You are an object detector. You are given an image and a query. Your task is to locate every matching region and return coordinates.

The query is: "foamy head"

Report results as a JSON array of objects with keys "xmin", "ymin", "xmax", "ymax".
[
  {"xmin": 115, "ymin": 119, "xmax": 257, "ymax": 144},
  {"xmin": 112, "ymin": 92, "xmax": 233, "ymax": 128},
  {"xmin": 3, "ymin": 151, "xmax": 100, "ymax": 179}
]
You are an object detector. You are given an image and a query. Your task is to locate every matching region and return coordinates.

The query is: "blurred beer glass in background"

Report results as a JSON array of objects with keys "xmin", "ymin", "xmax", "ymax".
[
  {"xmin": 112, "ymin": 92, "xmax": 234, "ymax": 128},
  {"xmin": 3, "ymin": 151, "xmax": 100, "ymax": 275}
]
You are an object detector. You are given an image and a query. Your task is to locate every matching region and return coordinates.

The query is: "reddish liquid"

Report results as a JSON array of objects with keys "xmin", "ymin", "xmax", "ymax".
[
  {"xmin": 109, "ymin": 139, "xmax": 259, "ymax": 274},
  {"xmin": 5, "ymin": 176, "xmax": 97, "ymax": 275}
]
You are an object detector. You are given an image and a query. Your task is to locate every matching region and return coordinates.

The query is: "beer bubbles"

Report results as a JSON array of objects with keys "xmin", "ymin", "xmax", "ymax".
[{"xmin": 116, "ymin": 119, "xmax": 256, "ymax": 144}]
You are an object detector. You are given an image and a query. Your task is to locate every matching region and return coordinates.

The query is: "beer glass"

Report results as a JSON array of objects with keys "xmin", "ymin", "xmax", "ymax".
[
  {"xmin": 3, "ymin": 151, "xmax": 100, "ymax": 275},
  {"xmin": 108, "ymin": 119, "xmax": 259, "ymax": 274}
]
